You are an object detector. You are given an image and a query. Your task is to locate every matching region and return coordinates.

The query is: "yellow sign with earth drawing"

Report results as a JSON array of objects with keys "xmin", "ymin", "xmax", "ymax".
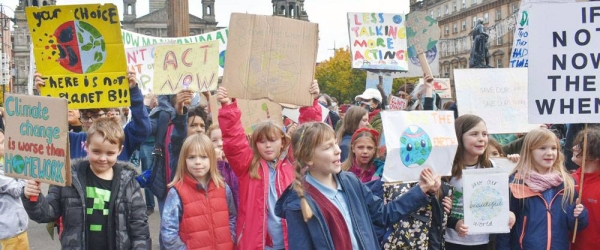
[
  {"xmin": 26, "ymin": 4, "xmax": 129, "ymax": 109},
  {"xmin": 153, "ymin": 41, "xmax": 220, "ymax": 94}
]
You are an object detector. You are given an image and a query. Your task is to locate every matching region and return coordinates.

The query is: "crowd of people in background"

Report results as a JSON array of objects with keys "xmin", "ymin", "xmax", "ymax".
[{"xmin": 0, "ymin": 70, "xmax": 597, "ymax": 250}]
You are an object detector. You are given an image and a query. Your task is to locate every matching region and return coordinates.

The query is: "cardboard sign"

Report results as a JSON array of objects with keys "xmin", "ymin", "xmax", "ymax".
[
  {"xmin": 463, "ymin": 168, "xmax": 510, "ymax": 234},
  {"xmin": 406, "ymin": 11, "xmax": 440, "ymax": 55},
  {"xmin": 210, "ymin": 97, "xmax": 283, "ymax": 134},
  {"xmin": 347, "ymin": 13, "xmax": 409, "ymax": 71},
  {"xmin": 222, "ymin": 13, "xmax": 318, "ymax": 106},
  {"xmin": 366, "ymin": 72, "xmax": 393, "ymax": 96},
  {"xmin": 381, "ymin": 111, "xmax": 457, "ymax": 182},
  {"xmin": 528, "ymin": 2, "xmax": 600, "ymax": 123},
  {"xmin": 3, "ymin": 94, "xmax": 71, "ymax": 186},
  {"xmin": 26, "ymin": 4, "xmax": 129, "ymax": 109},
  {"xmin": 418, "ymin": 78, "xmax": 452, "ymax": 99},
  {"xmin": 455, "ymin": 68, "xmax": 540, "ymax": 134},
  {"xmin": 153, "ymin": 41, "xmax": 219, "ymax": 94},
  {"xmin": 388, "ymin": 96, "xmax": 407, "ymax": 110},
  {"xmin": 394, "ymin": 44, "xmax": 440, "ymax": 77},
  {"xmin": 121, "ymin": 28, "xmax": 228, "ymax": 76}
]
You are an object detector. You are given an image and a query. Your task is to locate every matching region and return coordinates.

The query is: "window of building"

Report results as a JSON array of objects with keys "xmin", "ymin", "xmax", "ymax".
[
  {"xmin": 473, "ymin": 0, "xmax": 477, "ymax": 5},
  {"xmin": 462, "ymin": 19, "xmax": 466, "ymax": 30},
  {"xmin": 445, "ymin": 25, "xmax": 450, "ymax": 36},
  {"xmin": 473, "ymin": 16, "xmax": 478, "ymax": 27},
  {"xmin": 445, "ymin": 5, "xmax": 449, "ymax": 15},
  {"xmin": 484, "ymin": 12, "xmax": 489, "ymax": 23},
  {"xmin": 462, "ymin": 0, "xmax": 466, "ymax": 9},
  {"xmin": 497, "ymin": 58, "xmax": 503, "ymax": 68},
  {"xmin": 496, "ymin": 8, "xmax": 502, "ymax": 21},
  {"xmin": 497, "ymin": 35, "xmax": 503, "ymax": 45},
  {"xmin": 453, "ymin": 23, "xmax": 458, "ymax": 33},
  {"xmin": 430, "ymin": 10, "xmax": 434, "ymax": 17},
  {"xmin": 512, "ymin": 3, "xmax": 519, "ymax": 13},
  {"xmin": 438, "ymin": 8, "xmax": 441, "ymax": 17},
  {"xmin": 453, "ymin": 2, "xmax": 457, "ymax": 12}
]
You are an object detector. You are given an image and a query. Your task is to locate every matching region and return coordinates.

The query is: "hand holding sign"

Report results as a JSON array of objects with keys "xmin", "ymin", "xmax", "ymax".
[{"xmin": 406, "ymin": 11, "xmax": 440, "ymax": 77}]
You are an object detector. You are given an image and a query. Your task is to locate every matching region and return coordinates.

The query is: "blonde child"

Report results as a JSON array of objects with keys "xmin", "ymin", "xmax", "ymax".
[
  {"xmin": 276, "ymin": 122, "xmax": 439, "ymax": 249},
  {"xmin": 208, "ymin": 124, "xmax": 239, "ymax": 209},
  {"xmin": 216, "ymin": 82, "xmax": 321, "ymax": 249},
  {"xmin": 0, "ymin": 129, "xmax": 30, "ymax": 249},
  {"xmin": 497, "ymin": 129, "xmax": 587, "ymax": 250},
  {"xmin": 341, "ymin": 127, "xmax": 382, "ymax": 182},
  {"xmin": 160, "ymin": 133, "xmax": 236, "ymax": 249}
]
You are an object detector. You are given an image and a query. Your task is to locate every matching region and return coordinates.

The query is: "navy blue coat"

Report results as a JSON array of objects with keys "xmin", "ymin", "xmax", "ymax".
[{"xmin": 275, "ymin": 171, "xmax": 429, "ymax": 250}]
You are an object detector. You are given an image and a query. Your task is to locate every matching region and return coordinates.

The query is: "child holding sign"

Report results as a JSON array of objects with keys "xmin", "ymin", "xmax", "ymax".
[
  {"xmin": 275, "ymin": 122, "xmax": 437, "ymax": 249},
  {"xmin": 22, "ymin": 118, "xmax": 151, "ymax": 249},
  {"xmin": 0, "ymin": 129, "xmax": 30, "ymax": 249},
  {"xmin": 160, "ymin": 133, "xmax": 236, "ymax": 249},
  {"xmin": 497, "ymin": 129, "xmax": 588, "ymax": 250}
]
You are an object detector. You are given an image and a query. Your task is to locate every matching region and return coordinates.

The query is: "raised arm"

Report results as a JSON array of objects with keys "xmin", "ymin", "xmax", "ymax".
[{"xmin": 217, "ymin": 87, "xmax": 253, "ymax": 177}]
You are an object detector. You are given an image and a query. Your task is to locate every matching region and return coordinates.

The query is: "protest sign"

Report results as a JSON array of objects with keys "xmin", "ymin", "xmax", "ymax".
[
  {"xmin": 366, "ymin": 72, "xmax": 393, "ymax": 96},
  {"xmin": 528, "ymin": 2, "xmax": 600, "ymax": 123},
  {"xmin": 381, "ymin": 111, "xmax": 457, "ymax": 182},
  {"xmin": 3, "ymin": 94, "xmax": 71, "ymax": 186},
  {"xmin": 222, "ymin": 13, "xmax": 318, "ymax": 106},
  {"xmin": 388, "ymin": 96, "xmax": 407, "ymax": 110},
  {"xmin": 418, "ymin": 77, "xmax": 452, "ymax": 99},
  {"xmin": 126, "ymin": 45, "xmax": 158, "ymax": 94},
  {"xmin": 393, "ymin": 44, "xmax": 440, "ymax": 77},
  {"xmin": 491, "ymin": 157, "xmax": 518, "ymax": 173},
  {"xmin": 406, "ymin": 11, "xmax": 440, "ymax": 77},
  {"xmin": 455, "ymin": 68, "xmax": 539, "ymax": 133},
  {"xmin": 463, "ymin": 168, "xmax": 510, "ymax": 234},
  {"xmin": 26, "ymin": 4, "xmax": 129, "ymax": 109},
  {"xmin": 210, "ymin": 97, "xmax": 283, "ymax": 134},
  {"xmin": 347, "ymin": 13, "xmax": 409, "ymax": 71},
  {"xmin": 153, "ymin": 41, "xmax": 220, "ymax": 94},
  {"xmin": 121, "ymin": 28, "xmax": 228, "ymax": 76}
]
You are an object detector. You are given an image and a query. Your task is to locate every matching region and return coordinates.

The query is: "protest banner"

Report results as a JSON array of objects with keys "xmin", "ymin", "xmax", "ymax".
[
  {"xmin": 210, "ymin": 97, "xmax": 283, "ymax": 134},
  {"xmin": 381, "ymin": 111, "xmax": 457, "ymax": 182},
  {"xmin": 394, "ymin": 44, "xmax": 440, "ymax": 77},
  {"xmin": 388, "ymin": 96, "xmax": 407, "ymax": 110},
  {"xmin": 528, "ymin": 2, "xmax": 600, "ymax": 123},
  {"xmin": 406, "ymin": 11, "xmax": 440, "ymax": 77},
  {"xmin": 222, "ymin": 13, "xmax": 317, "ymax": 106},
  {"xmin": 455, "ymin": 68, "xmax": 539, "ymax": 133},
  {"xmin": 509, "ymin": 0, "xmax": 574, "ymax": 68},
  {"xmin": 491, "ymin": 157, "xmax": 518, "ymax": 173},
  {"xmin": 366, "ymin": 71, "xmax": 393, "ymax": 96},
  {"xmin": 26, "ymin": 4, "xmax": 129, "ymax": 109},
  {"xmin": 126, "ymin": 45, "xmax": 158, "ymax": 94},
  {"xmin": 3, "ymin": 94, "xmax": 71, "ymax": 186},
  {"xmin": 463, "ymin": 168, "xmax": 510, "ymax": 234},
  {"xmin": 153, "ymin": 41, "xmax": 220, "ymax": 94},
  {"xmin": 418, "ymin": 77, "xmax": 452, "ymax": 99},
  {"xmin": 121, "ymin": 28, "xmax": 228, "ymax": 76},
  {"xmin": 347, "ymin": 13, "xmax": 409, "ymax": 71}
]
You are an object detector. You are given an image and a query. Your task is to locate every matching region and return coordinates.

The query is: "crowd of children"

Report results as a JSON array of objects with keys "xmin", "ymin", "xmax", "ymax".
[{"xmin": 0, "ymin": 68, "xmax": 595, "ymax": 250}]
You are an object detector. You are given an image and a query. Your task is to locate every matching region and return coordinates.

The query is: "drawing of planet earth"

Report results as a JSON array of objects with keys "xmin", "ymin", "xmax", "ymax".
[
  {"xmin": 11, "ymin": 154, "xmax": 25, "ymax": 174},
  {"xmin": 400, "ymin": 125, "xmax": 432, "ymax": 168},
  {"xmin": 469, "ymin": 185, "xmax": 503, "ymax": 220},
  {"xmin": 408, "ymin": 45, "xmax": 437, "ymax": 66},
  {"xmin": 54, "ymin": 20, "xmax": 106, "ymax": 74}
]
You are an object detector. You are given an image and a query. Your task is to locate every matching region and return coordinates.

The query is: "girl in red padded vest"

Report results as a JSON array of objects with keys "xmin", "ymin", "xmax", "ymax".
[{"xmin": 161, "ymin": 133, "xmax": 237, "ymax": 250}]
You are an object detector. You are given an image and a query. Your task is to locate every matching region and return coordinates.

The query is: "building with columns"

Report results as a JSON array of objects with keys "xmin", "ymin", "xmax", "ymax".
[{"xmin": 272, "ymin": 0, "xmax": 309, "ymax": 21}]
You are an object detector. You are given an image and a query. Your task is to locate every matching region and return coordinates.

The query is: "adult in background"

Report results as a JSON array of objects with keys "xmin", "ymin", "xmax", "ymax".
[{"xmin": 355, "ymin": 88, "xmax": 384, "ymax": 134}]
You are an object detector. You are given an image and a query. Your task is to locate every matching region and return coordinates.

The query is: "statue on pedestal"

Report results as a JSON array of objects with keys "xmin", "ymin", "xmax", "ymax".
[{"xmin": 469, "ymin": 19, "xmax": 492, "ymax": 68}]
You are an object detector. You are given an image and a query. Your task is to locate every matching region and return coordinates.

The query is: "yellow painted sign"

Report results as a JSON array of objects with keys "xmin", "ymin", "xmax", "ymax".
[
  {"xmin": 26, "ymin": 4, "xmax": 129, "ymax": 109},
  {"xmin": 153, "ymin": 41, "xmax": 219, "ymax": 94}
]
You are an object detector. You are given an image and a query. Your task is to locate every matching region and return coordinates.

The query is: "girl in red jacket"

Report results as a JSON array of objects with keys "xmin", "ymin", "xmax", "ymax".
[
  {"xmin": 216, "ymin": 82, "xmax": 321, "ymax": 250},
  {"xmin": 571, "ymin": 126, "xmax": 600, "ymax": 250},
  {"xmin": 161, "ymin": 133, "xmax": 237, "ymax": 250}
]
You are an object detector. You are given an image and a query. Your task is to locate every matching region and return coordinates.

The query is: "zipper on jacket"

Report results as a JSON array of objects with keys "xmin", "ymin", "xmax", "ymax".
[
  {"xmin": 519, "ymin": 216, "xmax": 527, "ymax": 249},
  {"xmin": 533, "ymin": 188, "xmax": 564, "ymax": 250}
]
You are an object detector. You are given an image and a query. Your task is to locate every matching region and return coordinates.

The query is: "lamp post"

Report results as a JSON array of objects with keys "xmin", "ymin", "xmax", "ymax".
[{"xmin": 0, "ymin": 4, "xmax": 17, "ymax": 98}]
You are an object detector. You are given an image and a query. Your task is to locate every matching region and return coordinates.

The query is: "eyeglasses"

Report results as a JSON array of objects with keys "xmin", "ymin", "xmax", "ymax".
[{"xmin": 79, "ymin": 112, "xmax": 106, "ymax": 122}]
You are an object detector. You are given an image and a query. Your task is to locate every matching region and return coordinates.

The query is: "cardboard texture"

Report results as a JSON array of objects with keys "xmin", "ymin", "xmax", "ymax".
[
  {"xmin": 222, "ymin": 13, "xmax": 318, "ymax": 106},
  {"xmin": 210, "ymin": 97, "xmax": 283, "ymax": 134},
  {"xmin": 26, "ymin": 4, "xmax": 129, "ymax": 109},
  {"xmin": 3, "ymin": 94, "xmax": 71, "ymax": 186}
]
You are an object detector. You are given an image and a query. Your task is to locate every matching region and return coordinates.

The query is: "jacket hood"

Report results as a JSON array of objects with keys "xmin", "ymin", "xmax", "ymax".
[{"xmin": 275, "ymin": 185, "xmax": 302, "ymax": 219}]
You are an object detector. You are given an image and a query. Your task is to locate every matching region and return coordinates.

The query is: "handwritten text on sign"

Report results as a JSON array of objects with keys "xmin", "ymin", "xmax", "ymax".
[
  {"xmin": 153, "ymin": 41, "xmax": 220, "ymax": 94},
  {"xmin": 26, "ymin": 4, "xmax": 129, "ymax": 109},
  {"xmin": 347, "ymin": 13, "xmax": 409, "ymax": 71},
  {"xmin": 3, "ymin": 94, "xmax": 71, "ymax": 186},
  {"xmin": 528, "ymin": 3, "xmax": 600, "ymax": 123},
  {"xmin": 463, "ymin": 168, "xmax": 510, "ymax": 234}
]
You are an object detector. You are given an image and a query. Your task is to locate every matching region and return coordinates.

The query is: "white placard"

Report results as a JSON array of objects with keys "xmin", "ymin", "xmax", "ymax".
[
  {"xmin": 381, "ymin": 111, "xmax": 457, "ymax": 182},
  {"xmin": 528, "ymin": 2, "xmax": 600, "ymax": 123},
  {"xmin": 463, "ymin": 168, "xmax": 510, "ymax": 234},
  {"xmin": 454, "ymin": 68, "xmax": 539, "ymax": 134}
]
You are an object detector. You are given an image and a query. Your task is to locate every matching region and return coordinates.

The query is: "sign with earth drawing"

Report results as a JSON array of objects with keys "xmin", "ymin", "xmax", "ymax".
[
  {"xmin": 26, "ymin": 4, "xmax": 129, "ymax": 109},
  {"xmin": 381, "ymin": 111, "xmax": 457, "ymax": 182},
  {"xmin": 463, "ymin": 168, "xmax": 510, "ymax": 234}
]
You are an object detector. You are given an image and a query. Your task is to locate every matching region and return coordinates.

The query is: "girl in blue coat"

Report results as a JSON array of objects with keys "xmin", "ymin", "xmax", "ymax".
[
  {"xmin": 276, "ymin": 122, "xmax": 440, "ymax": 249},
  {"xmin": 497, "ymin": 128, "xmax": 588, "ymax": 250}
]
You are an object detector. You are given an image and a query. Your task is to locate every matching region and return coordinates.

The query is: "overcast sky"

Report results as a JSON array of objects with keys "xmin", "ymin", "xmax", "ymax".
[{"xmin": 0, "ymin": 0, "xmax": 409, "ymax": 61}]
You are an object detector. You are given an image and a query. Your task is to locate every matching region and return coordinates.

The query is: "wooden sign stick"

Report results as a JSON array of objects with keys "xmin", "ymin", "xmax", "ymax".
[{"xmin": 572, "ymin": 123, "xmax": 588, "ymax": 243}]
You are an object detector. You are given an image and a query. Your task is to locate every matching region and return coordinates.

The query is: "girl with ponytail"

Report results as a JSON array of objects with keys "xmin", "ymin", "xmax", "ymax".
[{"xmin": 275, "ymin": 122, "xmax": 440, "ymax": 249}]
